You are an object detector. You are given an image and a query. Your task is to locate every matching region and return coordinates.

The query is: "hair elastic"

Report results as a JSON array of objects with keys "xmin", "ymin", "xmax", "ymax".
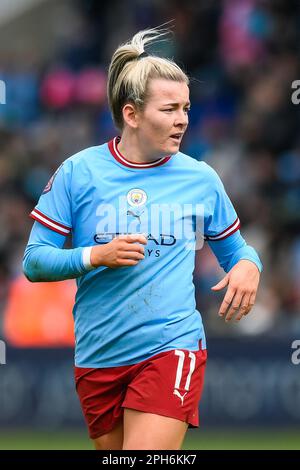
[{"xmin": 137, "ymin": 51, "xmax": 149, "ymax": 59}]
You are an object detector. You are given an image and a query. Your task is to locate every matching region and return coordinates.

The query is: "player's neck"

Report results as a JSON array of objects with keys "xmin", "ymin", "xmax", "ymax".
[{"xmin": 118, "ymin": 133, "xmax": 163, "ymax": 164}]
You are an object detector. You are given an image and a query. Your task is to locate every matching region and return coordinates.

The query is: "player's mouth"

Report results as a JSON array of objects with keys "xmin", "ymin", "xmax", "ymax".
[{"xmin": 169, "ymin": 133, "xmax": 183, "ymax": 143}]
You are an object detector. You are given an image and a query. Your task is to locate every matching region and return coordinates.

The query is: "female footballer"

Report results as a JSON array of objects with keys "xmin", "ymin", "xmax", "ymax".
[{"xmin": 23, "ymin": 27, "xmax": 262, "ymax": 450}]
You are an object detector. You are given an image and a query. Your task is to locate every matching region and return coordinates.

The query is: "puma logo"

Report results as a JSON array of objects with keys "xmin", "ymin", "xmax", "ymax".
[
  {"xmin": 173, "ymin": 389, "xmax": 187, "ymax": 406},
  {"xmin": 127, "ymin": 210, "xmax": 143, "ymax": 224}
]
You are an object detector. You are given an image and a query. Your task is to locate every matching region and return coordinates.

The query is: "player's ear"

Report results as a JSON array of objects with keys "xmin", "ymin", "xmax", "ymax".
[{"xmin": 122, "ymin": 103, "xmax": 139, "ymax": 129}]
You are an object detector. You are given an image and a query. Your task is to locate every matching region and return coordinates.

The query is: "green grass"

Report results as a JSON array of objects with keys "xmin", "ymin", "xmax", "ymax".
[
  {"xmin": 0, "ymin": 430, "xmax": 93, "ymax": 450},
  {"xmin": 0, "ymin": 428, "xmax": 299, "ymax": 450},
  {"xmin": 184, "ymin": 428, "xmax": 300, "ymax": 450}
]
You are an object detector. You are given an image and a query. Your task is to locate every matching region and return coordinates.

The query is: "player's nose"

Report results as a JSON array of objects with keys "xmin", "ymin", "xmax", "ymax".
[{"xmin": 174, "ymin": 110, "xmax": 188, "ymax": 127}]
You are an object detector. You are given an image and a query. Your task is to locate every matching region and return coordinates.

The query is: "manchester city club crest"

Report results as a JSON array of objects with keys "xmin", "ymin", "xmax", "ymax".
[{"xmin": 127, "ymin": 188, "xmax": 147, "ymax": 207}]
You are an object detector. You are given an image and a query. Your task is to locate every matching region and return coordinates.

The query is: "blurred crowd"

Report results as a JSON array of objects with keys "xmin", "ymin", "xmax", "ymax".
[{"xmin": 0, "ymin": 0, "xmax": 300, "ymax": 341}]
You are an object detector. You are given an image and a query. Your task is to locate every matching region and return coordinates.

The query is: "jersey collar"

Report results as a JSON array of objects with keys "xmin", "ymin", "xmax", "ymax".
[{"xmin": 108, "ymin": 136, "xmax": 171, "ymax": 169}]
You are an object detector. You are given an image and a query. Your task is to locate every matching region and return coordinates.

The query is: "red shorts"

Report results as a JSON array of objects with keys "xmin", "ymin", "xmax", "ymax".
[{"xmin": 74, "ymin": 344, "xmax": 207, "ymax": 439}]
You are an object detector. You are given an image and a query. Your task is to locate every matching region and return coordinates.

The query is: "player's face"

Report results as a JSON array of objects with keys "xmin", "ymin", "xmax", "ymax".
[{"xmin": 137, "ymin": 78, "xmax": 190, "ymax": 157}]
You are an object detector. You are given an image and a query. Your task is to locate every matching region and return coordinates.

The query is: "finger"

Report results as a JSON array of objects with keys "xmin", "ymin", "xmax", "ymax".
[
  {"xmin": 218, "ymin": 287, "xmax": 236, "ymax": 317},
  {"xmin": 242, "ymin": 291, "xmax": 256, "ymax": 317},
  {"xmin": 249, "ymin": 291, "xmax": 257, "ymax": 309},
  {"xmin": 122, "ymin": 243, "xmax": 145, "ymax": 254},
  {"xmin": 116, "ymin": 259, "xmax": 140, "ymax": 267},
  {"xmin": 224, "ymin": 291, "xmax": 244, "ymax": 322},
  {"xmin": 211, "ymin": 275, "xmax": 229, "ymax": 291},
  {"xmin": 120, "ymin": 251, "xmax": 145, "ymax": 261},
  {"xmin": 238, "ymin": 291, "xmax": 256, "ymax": 318},
  {"xmin": 234, "ymin": 293, "xmax": 251, "ymax": 322},
  {"xmin": 122, "ymin": 234, "xmax": 147, "ymax": 244}
]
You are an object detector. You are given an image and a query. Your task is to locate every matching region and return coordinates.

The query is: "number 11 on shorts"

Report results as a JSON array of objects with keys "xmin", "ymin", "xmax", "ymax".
[{"xmin": 174, "ymin": 350, "xmax": 196, "ymax": 391}]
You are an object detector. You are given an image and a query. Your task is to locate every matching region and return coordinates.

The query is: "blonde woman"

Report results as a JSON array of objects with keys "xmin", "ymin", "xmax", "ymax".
[{"xmin": 23, "ymin": 27, "xmax": 262, "ymax": 450}]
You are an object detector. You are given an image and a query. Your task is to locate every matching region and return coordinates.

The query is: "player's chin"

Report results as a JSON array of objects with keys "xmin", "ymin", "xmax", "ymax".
[{"xmin": 165, "ymin": 139, "xmax": 181, "ymax": 154}]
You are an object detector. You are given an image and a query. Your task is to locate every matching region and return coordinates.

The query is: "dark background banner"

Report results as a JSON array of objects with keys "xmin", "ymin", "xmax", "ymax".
[{"xmin": 1, "ymin": 337, "xmax": 299, "ymax": 429}]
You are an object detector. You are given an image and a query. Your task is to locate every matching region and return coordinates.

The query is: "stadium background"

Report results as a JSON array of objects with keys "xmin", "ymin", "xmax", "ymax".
[{"xmin": 0, "ymin": 0, "xmax": 300, "ymax": 449}]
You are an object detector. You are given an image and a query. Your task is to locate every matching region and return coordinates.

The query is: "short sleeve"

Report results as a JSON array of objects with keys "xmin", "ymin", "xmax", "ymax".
[
  {"xmin": 203, "ymin": 164, "xmax": 240, "ymax": 241},
  {"xmin": 29, "ymin": 160, "xmax": 72, "ymax": 236}
]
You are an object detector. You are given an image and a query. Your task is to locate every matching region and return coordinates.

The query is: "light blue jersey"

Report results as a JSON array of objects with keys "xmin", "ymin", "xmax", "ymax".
[{"xmin": 29, "ymin": 137, "xmax": 253, "ymax": 367}]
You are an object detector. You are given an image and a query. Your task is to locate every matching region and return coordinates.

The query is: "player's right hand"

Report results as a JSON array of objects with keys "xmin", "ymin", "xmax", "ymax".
[{"xmin": 90, "ymin": 234, "xmax": 147, "ymax": 268}]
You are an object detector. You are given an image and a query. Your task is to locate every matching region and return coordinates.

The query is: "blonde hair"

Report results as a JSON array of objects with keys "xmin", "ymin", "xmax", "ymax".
[{"xmin": 107, "ymin": 26, "xmax": 189, "ymax": 131}]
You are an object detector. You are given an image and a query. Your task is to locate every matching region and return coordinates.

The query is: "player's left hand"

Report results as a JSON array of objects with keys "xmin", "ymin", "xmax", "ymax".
[{"xmin": 211, "ymin": 260, "xmax": 260, "ymax": 322}]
